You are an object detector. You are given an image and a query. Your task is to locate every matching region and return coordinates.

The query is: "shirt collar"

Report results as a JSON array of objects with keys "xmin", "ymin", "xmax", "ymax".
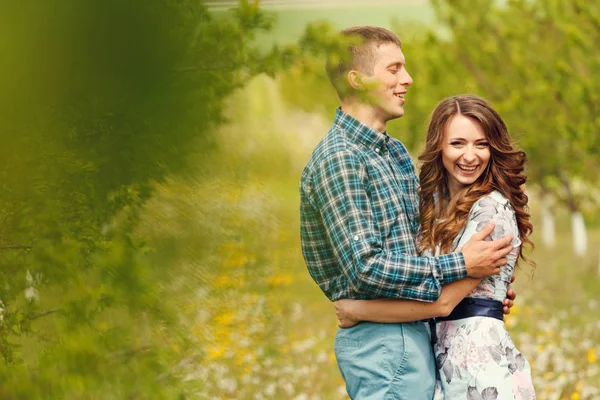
[{"xmin": 333, "ymin": 107, "xmax": 389, "ymax": 152}]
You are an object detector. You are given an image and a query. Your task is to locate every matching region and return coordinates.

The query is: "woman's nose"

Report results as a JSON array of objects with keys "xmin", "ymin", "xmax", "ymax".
[{"xmin": 462, "ymin": 147, "xmax": 476, "ymax": 163}]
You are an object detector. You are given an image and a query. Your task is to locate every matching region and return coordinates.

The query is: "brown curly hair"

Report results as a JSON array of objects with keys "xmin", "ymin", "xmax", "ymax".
[{"xmin": 418, "ymin": 94, "xmax": 534, "ymax": 268}]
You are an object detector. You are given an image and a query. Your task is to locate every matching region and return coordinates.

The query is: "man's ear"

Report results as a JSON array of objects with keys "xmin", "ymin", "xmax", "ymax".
[{"xmin": 347, "ymin": 70, "xmax": 362, "ymax": 90}]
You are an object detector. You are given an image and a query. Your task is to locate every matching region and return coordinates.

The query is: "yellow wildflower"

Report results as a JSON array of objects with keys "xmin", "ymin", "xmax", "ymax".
[
  {"xmin": 215, "ymin": 275, "xmax": 232, "ymax": 287},
  {"xmin": 215, "ymin": 274, "xmax": 246, "ymax": 288},
  {"xmin": 207, "ymin": 345, "xmax": 225, "ymax": 359},
  {"xmin": 266, "ymin": 274, "xmax": 293, "ymax": 287},
  {"xmin": 571, "ymin": 392, "xmax": 580, "ymax": 400},
  {"xmin": 588, "ymin": 348, "xmax": 597, "ymax": 364},
  {"xmin": 214, "ymin": 310, "xmax": 236, "ymax": 326}
]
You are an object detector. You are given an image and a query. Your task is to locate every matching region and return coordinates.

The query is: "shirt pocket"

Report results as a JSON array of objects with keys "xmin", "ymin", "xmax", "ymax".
[
  {"xmin": 367, "ymin": 181, "xmax": 405, "ymax": 240},
  {"xmin": 367, "ymin": 161, "xmax": 417, "ymax": 241}
]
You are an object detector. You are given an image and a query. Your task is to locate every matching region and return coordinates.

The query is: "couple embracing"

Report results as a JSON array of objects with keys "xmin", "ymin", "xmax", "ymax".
[{"xmin": 300, "ymin": 26, "xmax": 535, "ymax": 399}]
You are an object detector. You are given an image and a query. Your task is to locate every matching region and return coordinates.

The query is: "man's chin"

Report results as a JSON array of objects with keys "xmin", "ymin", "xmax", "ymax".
[
  {"xmin": 388, "ymin": 107, "xmax": 405, "ymax": 120},
  {"xmin": 377, "ymin": 105, "xmax": 405, "ymax": 122}
]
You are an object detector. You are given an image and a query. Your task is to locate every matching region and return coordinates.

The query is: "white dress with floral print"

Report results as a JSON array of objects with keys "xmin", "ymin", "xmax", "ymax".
[{"xmin": 433, "ymin": 191, "xmax": 535, "ymax": 400}]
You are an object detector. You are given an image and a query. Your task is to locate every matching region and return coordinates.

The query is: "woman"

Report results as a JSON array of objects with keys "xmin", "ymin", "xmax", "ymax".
[{"xmin": 335, "ymin": 94, "xmax": 535, "ymax": 399}]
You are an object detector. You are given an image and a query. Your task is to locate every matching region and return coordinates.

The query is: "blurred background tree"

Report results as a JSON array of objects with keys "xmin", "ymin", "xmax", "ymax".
[{"xmin": 0, "ymin": 0, "xmax": 275, "ymax": 398}]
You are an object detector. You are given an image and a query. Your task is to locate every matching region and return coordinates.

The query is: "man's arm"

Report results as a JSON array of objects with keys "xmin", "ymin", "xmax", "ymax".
[
  {"xmin": 313, "ymin": 150, "xmax": 467, "ymax": 301},
  {"xmin": 335, "ymin": 277, "xmax": 482, "ymax": 327},
  {"xmin": 334, "ymin": 275, "xmax": 516, "ymax": 327}
]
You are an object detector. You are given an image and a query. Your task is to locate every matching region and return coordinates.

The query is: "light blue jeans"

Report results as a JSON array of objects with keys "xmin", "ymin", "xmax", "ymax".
[{"xmin": 334, "ymin": 321, "xmax": 436, "ymax": 400}]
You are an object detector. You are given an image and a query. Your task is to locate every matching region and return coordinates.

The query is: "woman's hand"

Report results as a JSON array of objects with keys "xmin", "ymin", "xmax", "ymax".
[
  {"xmin": 503, "ymin": 275, "xmax": 517, "ymax": 315},
  {"xmin": 334, "ymin": 299, "xmax": 361, "ymax": 328}
]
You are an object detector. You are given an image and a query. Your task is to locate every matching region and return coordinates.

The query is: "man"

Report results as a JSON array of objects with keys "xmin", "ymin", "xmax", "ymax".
[{"xmin": 299, "ymin": 26, "xmax": 515, "ymax": 399}]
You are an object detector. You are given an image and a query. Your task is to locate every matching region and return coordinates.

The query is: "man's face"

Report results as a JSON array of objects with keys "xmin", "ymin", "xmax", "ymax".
[{"xmin": 360, "ymin": 43, "xmax": 413, "ymax": 121}]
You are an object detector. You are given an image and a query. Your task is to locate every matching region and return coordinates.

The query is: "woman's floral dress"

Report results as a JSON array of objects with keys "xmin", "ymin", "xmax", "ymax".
[{"xmin": 433, "ymin": 191, "xmax": 535, "ymax": 400}]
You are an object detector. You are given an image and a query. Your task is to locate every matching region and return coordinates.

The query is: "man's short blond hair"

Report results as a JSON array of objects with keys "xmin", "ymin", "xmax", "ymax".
[{"xmin": 326, "ymin": 26, "xmax": 402, "ymax": 99}]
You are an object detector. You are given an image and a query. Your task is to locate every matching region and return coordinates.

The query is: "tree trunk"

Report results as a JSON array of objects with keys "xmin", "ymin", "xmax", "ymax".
[
  {"xmin": 559, "ymin": 173, "xmax": 587, "ymax": 257},
  {"xmin": 571, "ymin": 211, "xmax": 587, "ymax": 257},
  {"xmin": 540, "ymin": 189, "xmax": 556, "ymax": 248}
]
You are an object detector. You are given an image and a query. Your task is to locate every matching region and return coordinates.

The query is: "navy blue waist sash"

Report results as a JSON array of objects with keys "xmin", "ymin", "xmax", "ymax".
[{"xmin": 437, "ymin": 297, "xmax": 504, "ymax": 322}]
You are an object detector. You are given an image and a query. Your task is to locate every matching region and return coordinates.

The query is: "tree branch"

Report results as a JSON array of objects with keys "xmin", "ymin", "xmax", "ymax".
[
  {"xmin": 0, "ymin": 245, "xmax": 32, "ymax": 250},
  {"xmin": 558, "ymin": 172, "xmax": 579, "ymax": 212},
  {"xmin": 30, "ymin": 308, "xmax": 61, "ymax": 320}
]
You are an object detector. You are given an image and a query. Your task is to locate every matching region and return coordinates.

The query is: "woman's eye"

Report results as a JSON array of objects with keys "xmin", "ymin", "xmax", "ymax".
[
  {"xmin": 451, "ymin": 141, "xmax": 463, "ymax": 146},
  {"xmin": 477, "ymin": 142, "xmax": 490, "ymax": 148},
  {"xmin": 389, "ymin": 69, "xmax": 398, "ymax": 74}
]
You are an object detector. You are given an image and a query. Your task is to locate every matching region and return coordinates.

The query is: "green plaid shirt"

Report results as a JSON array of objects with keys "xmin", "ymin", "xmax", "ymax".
[{"xmin": 300, "ymin": 108, "xmax": 467, "ymax": 302}]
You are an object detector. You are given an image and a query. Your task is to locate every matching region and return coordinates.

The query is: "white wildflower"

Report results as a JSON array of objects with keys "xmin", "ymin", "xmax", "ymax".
[{"xmin": 217, "ymin": 378, "xmax": 237, "ymax": 393}]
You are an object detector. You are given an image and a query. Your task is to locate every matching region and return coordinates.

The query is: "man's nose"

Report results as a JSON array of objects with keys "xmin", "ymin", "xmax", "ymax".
[{"xmin": 399, "ymin": 69, "xmax": 413, "ymax": 87}]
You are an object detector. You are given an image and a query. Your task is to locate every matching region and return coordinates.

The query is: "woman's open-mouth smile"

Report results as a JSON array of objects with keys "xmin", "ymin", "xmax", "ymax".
[{"xmin": 456, "ymin": 164, "xmax": 479, "ymax": 175}]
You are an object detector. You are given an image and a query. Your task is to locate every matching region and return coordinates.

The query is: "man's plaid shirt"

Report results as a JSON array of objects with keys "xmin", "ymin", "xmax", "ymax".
[{"xmin": 300, "ymin": 108, "xmax": 467, "ymax": 302}]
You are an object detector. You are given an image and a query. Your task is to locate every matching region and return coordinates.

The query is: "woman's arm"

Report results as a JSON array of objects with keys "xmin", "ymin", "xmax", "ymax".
[{"xmin": 335, "ymin": 277, "xmax": 482, "ymax": 328}]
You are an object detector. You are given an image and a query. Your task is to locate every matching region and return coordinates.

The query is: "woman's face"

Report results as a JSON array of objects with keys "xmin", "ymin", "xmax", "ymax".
[{"xmin": 441, "ymin": 114, "xmax": 491, "ymax": 197}]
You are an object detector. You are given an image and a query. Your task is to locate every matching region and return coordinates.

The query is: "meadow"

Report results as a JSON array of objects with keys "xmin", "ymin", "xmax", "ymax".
[{"xmin": 148, "ymin": 75, "xmax": 600, "ymax": 399}]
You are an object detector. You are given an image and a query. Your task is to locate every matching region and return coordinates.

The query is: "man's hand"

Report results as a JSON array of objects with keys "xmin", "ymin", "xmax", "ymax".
[
  {"xmin": 461, "ymin": 223, "xmax": 513, "ymax": 278},
  {"xmin": 334, "ymin": 299, "xmax": 360, "ymax": 329},
  {"xmin": 503, "ymin": 275, "xmax": 517, "ymax": 315}
]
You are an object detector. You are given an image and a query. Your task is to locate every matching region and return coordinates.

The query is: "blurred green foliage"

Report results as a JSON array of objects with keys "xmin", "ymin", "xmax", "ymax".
[{"xmin": 0, "ymin": 0, "xmax": 275, "ymax": 398}]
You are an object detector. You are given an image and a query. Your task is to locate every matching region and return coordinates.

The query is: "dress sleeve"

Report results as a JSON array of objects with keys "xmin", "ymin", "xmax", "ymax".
[{"xmin": 453, "ymin": 194, "xmax": 522, "ymax": 270}]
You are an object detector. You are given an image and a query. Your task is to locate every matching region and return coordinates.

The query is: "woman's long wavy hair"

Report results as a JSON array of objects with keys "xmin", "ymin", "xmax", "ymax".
[{"xmin": 418, "ymin": 94, "xmax": 534, "ymax": 268}]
